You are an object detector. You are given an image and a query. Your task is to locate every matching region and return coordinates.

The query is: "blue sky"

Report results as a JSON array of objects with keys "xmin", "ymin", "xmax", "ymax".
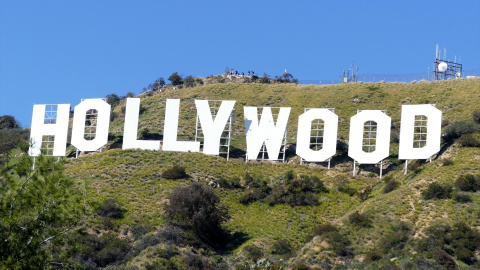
[{"xmin": 1, "ymin": 0, "xmax": 479, "ymax": 127}]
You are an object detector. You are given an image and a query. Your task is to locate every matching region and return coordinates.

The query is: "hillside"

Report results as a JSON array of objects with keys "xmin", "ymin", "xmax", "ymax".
[{"xmin": 4, "ymin": 78, "xmax": 480, "ymax": 269}]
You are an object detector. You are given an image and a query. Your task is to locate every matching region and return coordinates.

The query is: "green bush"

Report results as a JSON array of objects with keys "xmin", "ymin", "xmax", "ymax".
[
  {"xmin": 162, "ymin": 165, "xmax": 188, "ymax": 179},
  {"xmin": 378, "ymin": 222, "xmax": 411, "ymax": 252},
  {"xmin": 416, "ymin": 222, "xmax": 480, "ymax": 265},
  {"xmin": 443, "ymin": 120, "xmax": 479, "ymax": 141},
  {"xmin": 64, "ymin": 231, "xmax": 132, "ymax": 268},
  {"xmin": 310, "ymin": 224, "xmax": 351, "ymax": 256},
  {"xmin": 271, "ymin": 239, "xmax": 292, "ymax": 255},
  {"xmin": 455, "ymin": 174, "xmax": 480, "ymax": 192},
  {"xmin": 422, "ymin": 183, "xmax": 452, "ymax": 200},
  {"xmin": 454, "ymin": 192, "xmax": 472, "ymax": 203},
  {"xmin": 328, "ymin": 231, "xmax": 352, "ymax": 256},
  {"xmin": 97, "ymin": 198, "xmax": 125, "ymax": 219},
  {"xmin": 243, "ymin": 245, "xmax": 263, "ymax": 262},
  {"xmin": 239, "ymin": 177, "xmax": 271, "ymax": 205},
  {"xmin": 364, "ymin": 250, "xmax": 383, "ymax": 262},
  {"xmin": 240, "ymin": 173, "xmax": 327, "ymax": 207},
  {"xmin": 312, "ymin": 223, "xmax": 337, "ymax": 236},
  {"xmin": 432, "ymin": 248, "xmax": 456, "ymax": 269},
  {"xmin": 472, "ymin": 110, "xmax": 480, "ymax": 124},
  {"xmin": 183, "ymin": 254, "xmax": 213, "ymax": 270},
  {"xmin": 338, "ymin": 185, "xmax": 356, "ymax": 196},
  {"xmin": 184, "ymin": 75, "xmax": 195, "ymax": 88},
  {"xmin": 383, "ymin": 179, "xmax": 398, "ymax": 194},
  {"xmin": 357, "ymin": 186, "xmax": 372, "ymax": 201},
  {"xmin": 457, "ymin": 134, "xmax": 480, "ymax": 147},
  {"xmin": 348, "ymin": 211, "xmax": 372, "ymax": 228},
  {"xmin": 439, "ymin": 158, "xmax": 453, "ymax": 166}
]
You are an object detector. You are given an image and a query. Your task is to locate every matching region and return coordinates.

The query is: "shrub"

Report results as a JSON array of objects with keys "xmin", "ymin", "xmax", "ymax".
[
  {"xmin": 156, "ymin": 226, "xmax": 185, "ymax": 246},
  {"xmin": 183, "ymin": 254, "xmax": 213, "ymax": 270},
  {"xmin": 451, "ymin": 222, "xmax": 480, "ymax": 264},
  {"xmin": 243, "ymin": 245, "xmax": 263, "ymax": 262},
  {"xmin": 312, "ymin": 223, "xmax": 337, "ymax": 236},
  {"xmin": 290, "ymin": 261, "xmax": 310, "ymax": 270},
  {"xmin": 417, "ymin": 222, "xmax": 480, "ymax": 265},
  {"xmin": 311, "ymin": 224, "xmax": 351, "ymax": 256},
  {"xmin": 131, "ymin": 222, "xmax": 152, "ymax": 239},
  {"xmin": 194, "ymin": 77, "xmax": 204, "ymax": 85},
  {"xmin": 439, "ymin": 158, "xmax": 453, "ymax": 166},
  {"xmin": 357, "ymin": 186, "xmax": 372, "ymax": 201},
  {"xmin": 68, "ymin": 231, "xmax": 132, "ymax": 268},
  {"xmin": 165, "ymin": 182, "xmax": 228, "ymax": 243},
  {"xmin": 383, "ymin": 179, "xmax": 398, "ymax": 194},
  {"xmin": 328, "ymin": 231, "xmax": 352, "ymax": 256},
  {"xmin": 364, "ymin": 250, "xmax": 383, "ymax": 262},
  {"xmin": 217, "ymin": 177, "xmax": 241, "ymax": 189},
  {"xmin": 239, "ymin": 173, "xmax": 271, "ymax": 204},
  {"xmin": 335, "ymin": 175, "xmax": 356, "ymax": 195},
  {"xmin": 473, "ymin": 110, "xmax": 480, "ymax": 124},
  {"xmin": 432, "ymin": 248, "xmax": 456, "ymax": 269},
  {"xmin": 348, "ymin": 211, "xmax": 372, "ymax": 227},
  {"xmin": 285, "ymin": 192, "xmax": 318, "ymax": 207},
  {"xmin": 443, "ymin": 120, "xmax": 479, "ymax": 141},
  {"xmin": 162, "ymin": 165, "xmax": 188, "ymax": 179},
  {"xmin": 457, "ymin": 134, "xmax": 480, "ymax": 147},
  {"xmin": 455, "ymin": 174, "xmax": 480, "ymax": 192},
  {"xmin": 97, "ymin": 198, "xmax": 125, "ymax": 219},
  {"xmin": 239, "ymin": 182, "xmax": 271, "ymax": 205},
  {"xmin": 183, "ymin": 75, "xmax": 195, "ymax": 88},
  {"xmin": 422, "ymin": 183, "xmax": 452, "ymax": 200},
  {"xmin": 271, "ymin": 239, "xmax": 292, "ymax": 255},
  {"xmin": 378, "ymin": 222, "xmax": 411, "ymax": 252},
  {"xmin": 454, "ymin": 192, "xmax": 472, "ymax": 203}
]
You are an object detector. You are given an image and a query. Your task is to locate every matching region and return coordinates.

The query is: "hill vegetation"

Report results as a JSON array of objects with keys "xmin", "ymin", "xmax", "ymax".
[{"xmin": 2, "ymin": 78, "xmax": 480, "ymax": 269}]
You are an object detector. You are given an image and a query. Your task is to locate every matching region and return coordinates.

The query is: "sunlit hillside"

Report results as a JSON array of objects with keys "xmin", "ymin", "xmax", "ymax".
[{"xmin": 3, "ymin": 78, "xmax": 480, "ymax": 269}]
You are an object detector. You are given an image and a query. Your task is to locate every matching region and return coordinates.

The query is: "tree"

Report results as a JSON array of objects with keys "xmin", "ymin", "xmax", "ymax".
[
  {"xmin": 0, "ymin": 155, "xmax": 85, "ymax": 268},
  {"xmin": 0, "ymin": 128, "xmax": 29, "ymax": 170},
  {"xmin": 105, "ymin": 93, "xmax": 121, "ymax": 107},
  {"xmin": 183, "ymin": 75, "xmax": 195, "ymax": 88},
  {"xmin": 165, "ymin": 182, "xmax": 228, "ymax": 243},
  {"xmin": 0, "ymin": 115, "xmax": 19, "ymax": 129},
  {"xmin": 148, "ymin": 77, "xmax": 165, "ymax": 91},
  {"xmin": 168, "ymin": 72, "xmax": 183, "ymax": 86}
]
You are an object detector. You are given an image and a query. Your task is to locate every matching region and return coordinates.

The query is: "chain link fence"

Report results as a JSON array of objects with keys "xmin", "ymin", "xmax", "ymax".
[{"xmin": 299, "ymin": 70, "xmax": 480, "ymax": 85}]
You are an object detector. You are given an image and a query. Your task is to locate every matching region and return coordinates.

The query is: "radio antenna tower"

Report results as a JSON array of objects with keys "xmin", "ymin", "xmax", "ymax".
[{"xmin": 434, "ymin": 44, "xmax": 462, "ymax": 80}]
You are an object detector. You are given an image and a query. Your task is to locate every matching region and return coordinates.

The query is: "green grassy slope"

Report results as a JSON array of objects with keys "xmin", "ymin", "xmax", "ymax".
[{"xmin": 63, "ymin": 78, "xmax": 480, "ymax": 268}]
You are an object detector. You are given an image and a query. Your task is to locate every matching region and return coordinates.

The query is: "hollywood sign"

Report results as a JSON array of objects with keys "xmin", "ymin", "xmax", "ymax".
[{"xmin": 29, "ymin": 98, "xmax": 442, "ymax": 164}]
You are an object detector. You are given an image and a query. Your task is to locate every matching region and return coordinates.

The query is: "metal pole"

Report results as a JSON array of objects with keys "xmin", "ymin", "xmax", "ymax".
[
  {"xmin": 353, "ymin": 161, "xmax": 356, "ymax": 176},
  {"xmin": 226, "ymin": 113, "xmax": 233, "ymax": 161},
  {"xmin": 380, "ymin": 161, "xmax": 383, "ymax": 179},
  {"xmin": 328, "ymin": 159, "xmax": 331, "ymax": 169},
  {"xmin": 404, "ymin": 160, "xmax": 408, "ymax": 175},
  {"xmin": 32, "ymin": 157, "xmax": 36, "ymax": 170}
]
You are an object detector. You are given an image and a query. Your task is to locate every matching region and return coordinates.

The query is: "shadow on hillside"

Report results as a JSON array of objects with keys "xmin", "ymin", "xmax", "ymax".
[
  {"xmin": 142, "ymin": 132, "xmax": 163, "ymax": 141},
  {"xmin": 227, "ymin": 146, "xmax": 246, "ymax": 159},
  {"xmin": 218, "ymin": 230, "xmax": 250, "ymax": 255},
  {"xmin": 435, "ymin": 140, "xmax": 454, "ymax": 159}
]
